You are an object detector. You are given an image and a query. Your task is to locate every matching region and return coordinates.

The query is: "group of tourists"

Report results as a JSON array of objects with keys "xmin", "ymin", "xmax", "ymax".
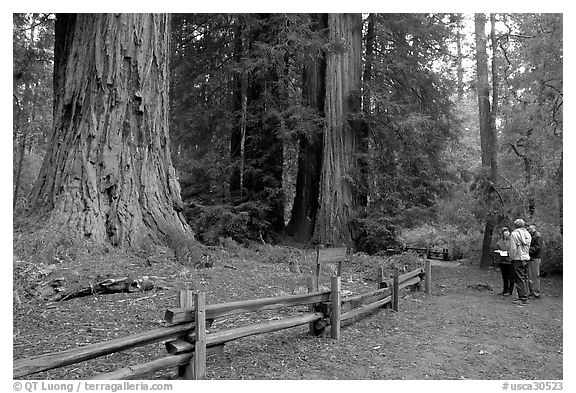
[{"xmin": 494, "ymin": 219, "xmax": 542, "ymax": 305}]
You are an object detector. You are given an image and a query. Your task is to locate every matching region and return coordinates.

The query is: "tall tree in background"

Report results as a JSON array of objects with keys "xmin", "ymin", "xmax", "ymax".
[
  {"xmin": 454, "ymin": 14, "xmax": 465, "ymax": 100},
  {"xmin": 229, "ymin": 14, "xmax": 287, "ymax": 231},
  {"xmin": 287, "ymin": 13, "xmax": 327, "ymax": 242},
  {"xmin": 475, "ymin": 13, "xmax": 500, "ymax": 269},
  {"xmin": 314, "ymin": 13, "xmax": 363, "ymax": 246},
  {"xmin": 475, "ymin": 13, "xmax": 493, "ymax": 169},
  {"xmin": 13, "ymin": 14, "xmax": 54, "ymax": 209},
  {"xmin": 26, "ymin": 13, "xmax": 188, "ymax": 247}
]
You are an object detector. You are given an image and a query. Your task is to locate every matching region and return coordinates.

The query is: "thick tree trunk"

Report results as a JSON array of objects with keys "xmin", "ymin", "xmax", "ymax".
[
  {"xmin": 314, "ymin": 13, "xmax": 362, "ymax": 246},
  {"xmin": 27, "ymin": 14, "xmax": 188, "ymax": 248},
  {"xmin": 287, "ymin": 13, "xmax": 327, "ymax": 242}
]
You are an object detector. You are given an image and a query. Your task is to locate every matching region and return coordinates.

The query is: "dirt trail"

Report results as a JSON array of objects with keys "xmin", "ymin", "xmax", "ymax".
[{"xmin": 200, "ymin": 262, "xmax": 563, "ymax": 380}]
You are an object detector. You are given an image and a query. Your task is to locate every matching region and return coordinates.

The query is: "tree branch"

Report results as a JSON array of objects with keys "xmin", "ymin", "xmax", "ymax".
[
  {"xmin": 505, "ymin": 142, "xmax": 525, "ymax": 159},
  {"xmin": 498, "ymin": 174, "xmax": 527, "ymax": 215}
]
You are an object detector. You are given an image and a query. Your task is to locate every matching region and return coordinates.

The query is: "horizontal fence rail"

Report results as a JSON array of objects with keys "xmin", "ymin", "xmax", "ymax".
[
  {"xmin": 13, "ymin": 322, "xmax": 195, "ymax": 378},
  {"xmin": 165, "ymin": 290, "xmax": 331, "ymax": 324},
  {"xmin": 14, "ymin": 261, "xmax": 431, "ymax": 380}
]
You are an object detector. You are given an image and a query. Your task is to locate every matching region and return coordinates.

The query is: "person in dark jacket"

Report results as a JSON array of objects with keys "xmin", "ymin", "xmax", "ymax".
[
  {"xmin": 527, "ymin": 223, "xmax": 542, "ymax": 298},
  {"xmin": 495, "ymin": 227, "xmax": 514, "ymax": 296}
]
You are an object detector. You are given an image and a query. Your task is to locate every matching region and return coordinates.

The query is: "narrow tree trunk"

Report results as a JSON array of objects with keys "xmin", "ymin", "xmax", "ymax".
[
  {"xmin": 13, "ymin": 132, "xmax": 27, "ymax": 209},
  {"xmin": 314, "ymin": 13, "xmax": 362, "ymax": 246},
  {"xmin": 489, "ymin": 13, "xmax": 499, "ymax": 183},
  {"xmin": 475, "ymin": 13, "xmax": 497, "ymax": 270},
  {"xmin": 456, "ymin": 14, "xmax": 464, "ymax": 100},
  {"xmin": 287, "ymin": 13, "xmax": 327, "ymax": 242},
  {"xmin": 230, "ymin": 16, "xmax": 245, "ymax": 196},
  {"xmin": 475, "ymin": 13, "xmax": 492, "ymax": 168},
  {"xmin": 557, "ymin": 153, "xmax": 563, "ymax": 234},
  {"xmin": 27, "ymin": 14, "xmax": 188, "ymax": 248},
  {"xmin": 357, "ymin": 13, "xmax": 374, "ymax": 208},
  {"xmin": 14, "ymin": 16, "xmax": 37, "ymax": 209}
]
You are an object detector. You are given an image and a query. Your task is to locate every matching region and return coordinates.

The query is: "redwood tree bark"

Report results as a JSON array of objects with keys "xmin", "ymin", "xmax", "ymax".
[
  {"xmin": 314, "ymin": 13, "xmax": 362, "ymax": 246},
  {"xmin": 287, "ymin": 13, "xmax": 327, "ymax": 242},
  {"xmin": 27, "ymin": 14, "xmax": 189, "ymax": 247}
]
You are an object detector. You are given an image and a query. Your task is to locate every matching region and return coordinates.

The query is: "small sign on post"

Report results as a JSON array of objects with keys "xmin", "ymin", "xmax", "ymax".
[{"xmin": 316, "ymin": 247, "xmax": 348, "ymax": 285}]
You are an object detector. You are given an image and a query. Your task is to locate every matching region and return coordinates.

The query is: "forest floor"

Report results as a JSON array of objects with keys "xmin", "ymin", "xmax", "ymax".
[{"xmin": 12, "ymin": 243, "xmax": 563, "ymax": 380}]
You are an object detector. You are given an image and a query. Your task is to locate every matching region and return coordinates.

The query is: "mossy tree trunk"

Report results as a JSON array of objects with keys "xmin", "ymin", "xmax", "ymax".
[
  {"xmin": 314, "ymin": 13, "xmax": 362, "ymax": 246},
  {"xmin": 27, "ymin": 13, "xmax": 189, "ymax": 248}
]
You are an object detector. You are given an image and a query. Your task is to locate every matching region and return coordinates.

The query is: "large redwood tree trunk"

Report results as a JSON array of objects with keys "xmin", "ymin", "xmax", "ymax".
[
  {"xmin": 27, "ymin": 14, "xmax": 189, "ymax": 248},
  {"xmin": 314, "ymin": 13, "xmax": 362, "ymax": 246},
  {"xmin": 287, "ymin": 13, "xmax": 327, "ymax": 242}
]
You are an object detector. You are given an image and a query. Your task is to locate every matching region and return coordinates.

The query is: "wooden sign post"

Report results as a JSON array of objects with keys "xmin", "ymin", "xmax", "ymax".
[{"xmin": 315, "ymin": 247, "xmax": 348, "ymax": 285}]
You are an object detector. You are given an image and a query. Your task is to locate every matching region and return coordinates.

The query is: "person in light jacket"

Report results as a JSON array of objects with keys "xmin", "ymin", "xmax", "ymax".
[{"xmin": 509, "ymin": 218, "xmax": 532, "ymax": 305}]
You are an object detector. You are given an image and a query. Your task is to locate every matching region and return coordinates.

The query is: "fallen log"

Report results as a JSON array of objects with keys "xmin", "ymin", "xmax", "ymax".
[{"xmin": 45, "ymin": 275, "xmax": 166, "ymax": 302}]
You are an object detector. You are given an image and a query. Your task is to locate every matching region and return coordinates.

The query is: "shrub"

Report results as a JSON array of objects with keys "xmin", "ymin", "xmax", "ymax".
[
  {"xmin": 351, "ymin": 215, "xmax": 399, "ymax": 255},
  {"xmin": 536, "ymin": 223, "xmax": 563, "ymax": 276},
  {"xmin": 184, "ymin": 201, "xmax": 271, "ymax": 246},
  {"xmin": 399, "ymin": 223, "xmax": 481, "ymax": 260}
]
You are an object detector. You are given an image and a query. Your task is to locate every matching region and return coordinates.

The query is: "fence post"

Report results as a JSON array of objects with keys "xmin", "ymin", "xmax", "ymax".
[
  {"xmin": 425, "ymin": 259, "xmax": 432, "ymax": 294},
  {"xmin": 177, "ymin": 290, "xmax": 195, "ymax": 379},
  {"xmin": 307, "ymin": 276, "xmax": 320, "ymax": 336},
  {"xmin": 392, "ymin": 267, "xmax": 399, "ymax": 312},
  {"xmin": 330, "ymin": 276, "xmax": 341, "ymax": 340},
  {"xmin": 194, "ymin": 292, "xmax": 207, "ymax": 380}
]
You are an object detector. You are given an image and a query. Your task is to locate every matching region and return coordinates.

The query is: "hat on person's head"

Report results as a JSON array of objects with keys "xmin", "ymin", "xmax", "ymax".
[
  {"xmin": 501, "ymin": 226, "xmax": 509, "ymax": 234},
  {"xmin": 514, "ymin": 218, "xmax": 525, "ymax": 227}
]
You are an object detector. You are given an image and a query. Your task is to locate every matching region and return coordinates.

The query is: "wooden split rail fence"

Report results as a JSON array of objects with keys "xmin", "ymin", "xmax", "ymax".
[{"xmin": 13, "ymin": 257, "xmax": 433, "ymax": 380}]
